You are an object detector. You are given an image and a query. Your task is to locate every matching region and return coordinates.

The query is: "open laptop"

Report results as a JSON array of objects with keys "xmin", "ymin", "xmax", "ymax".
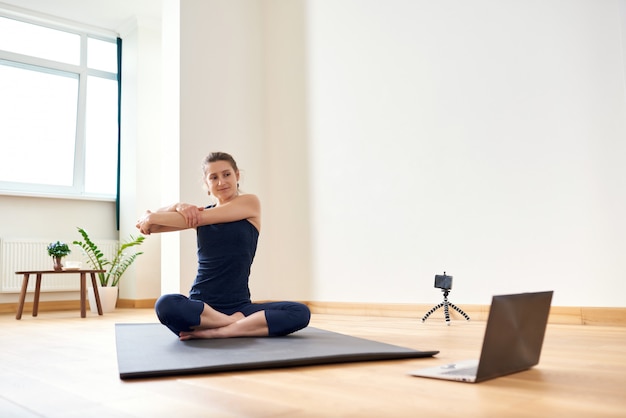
[{"xmin": 409, "ymin": 290, "xmax": 553, "ymax": 383}]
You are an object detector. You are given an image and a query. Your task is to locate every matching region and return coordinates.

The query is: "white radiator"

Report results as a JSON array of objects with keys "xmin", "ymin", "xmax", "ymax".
[{"xmin": 0, "ymin": 238, "xmax": 119, "ymax": 293}]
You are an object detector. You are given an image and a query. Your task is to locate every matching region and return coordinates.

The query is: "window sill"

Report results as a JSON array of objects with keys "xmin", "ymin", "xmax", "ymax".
[{"xmin": 0, "ymin": 189, "xmax": 116, "ymax": 202}]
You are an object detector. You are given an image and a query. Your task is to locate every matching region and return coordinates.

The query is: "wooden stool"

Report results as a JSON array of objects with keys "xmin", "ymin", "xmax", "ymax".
[{"xmin": 15, "ymin": 269, "xmax": 106, "ymax": 319}]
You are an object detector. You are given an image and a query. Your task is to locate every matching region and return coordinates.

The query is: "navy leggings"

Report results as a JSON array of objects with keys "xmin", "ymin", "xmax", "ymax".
[{"xmin": 155, "ymin": 294, "xmax": 311, "ymax": 337}]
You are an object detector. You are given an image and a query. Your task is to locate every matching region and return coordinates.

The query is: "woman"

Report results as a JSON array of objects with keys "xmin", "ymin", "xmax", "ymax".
[{"xmin": 136, "ymin": 152, "xmax": 310, "ymax": 340}]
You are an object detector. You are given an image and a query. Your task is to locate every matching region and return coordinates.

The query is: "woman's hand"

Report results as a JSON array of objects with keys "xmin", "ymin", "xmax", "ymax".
[
  {"xmin": 136, "ymin": 210, "xmax": 154, "ymax": 235},
  {"xmin": 136, "ymin": 203, "xmax": 201, "ymax": 235},
  {"xmin": 174, "ymin": 203, "xmax": 204, "ymax": 228}
]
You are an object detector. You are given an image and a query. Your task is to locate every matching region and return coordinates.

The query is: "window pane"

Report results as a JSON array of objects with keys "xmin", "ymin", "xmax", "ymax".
[
  {"xmin": 85, "ymin": 76, "xmax": 118, "ymax": 195},
  {"xmin": 88, "ymin": 37, "xmax": 117, "ymax": 73},
  {"xmin": 0, "ymin": 17, "xmax": 80, "ymax": 65},
  {"xmin": 0, "ymin": 63, "xmax": 78, "ymax": 186}
]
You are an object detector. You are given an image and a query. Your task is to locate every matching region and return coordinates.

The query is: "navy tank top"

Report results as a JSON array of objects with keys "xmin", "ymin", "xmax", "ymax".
[{"xmin": 188, "ymin": 218, "xmax": 259, "ymax": 309}]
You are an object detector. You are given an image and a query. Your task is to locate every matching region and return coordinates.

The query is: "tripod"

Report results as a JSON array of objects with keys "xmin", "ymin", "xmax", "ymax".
[{"xmin": 421, "ymin": 288, "xmax": 470, "ymax": 326}]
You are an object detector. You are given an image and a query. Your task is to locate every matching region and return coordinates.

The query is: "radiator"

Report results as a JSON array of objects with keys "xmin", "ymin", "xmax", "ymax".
[{"xmin": 0, "ymin": 238, "xmax": 119, "ymax": 293}]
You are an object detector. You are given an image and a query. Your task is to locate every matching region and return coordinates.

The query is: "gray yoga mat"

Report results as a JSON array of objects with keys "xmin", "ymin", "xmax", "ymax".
[{"xmin": 115, "ymin": 323, "xmax": 439, "ymax": 379}]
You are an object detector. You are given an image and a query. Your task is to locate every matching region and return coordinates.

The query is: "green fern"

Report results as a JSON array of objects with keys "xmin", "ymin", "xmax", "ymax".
[{"xmin": 73, "ymin": 227, "xmax": 144, "ymax": 287}]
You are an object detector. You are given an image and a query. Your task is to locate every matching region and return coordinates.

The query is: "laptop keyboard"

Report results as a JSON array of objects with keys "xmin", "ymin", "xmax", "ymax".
[{"xmin": 443, "ymin": 366, "xmax": 477, "ymax": 376}]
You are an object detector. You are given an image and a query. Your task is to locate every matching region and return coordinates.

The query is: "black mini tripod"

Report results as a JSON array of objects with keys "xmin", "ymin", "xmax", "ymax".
[{"xmin": 421, "ymin": 272, "xmax": 470, "ymax": 326}]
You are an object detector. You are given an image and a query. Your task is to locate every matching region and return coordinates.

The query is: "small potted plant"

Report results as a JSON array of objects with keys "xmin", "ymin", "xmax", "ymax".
[
  {"xmin": 73, "ymin": 227, "xmax": 144, "ymax": 312},
  {"xmin": 47, "ymin": 241, "xmax": 71, "ymax": 271}
]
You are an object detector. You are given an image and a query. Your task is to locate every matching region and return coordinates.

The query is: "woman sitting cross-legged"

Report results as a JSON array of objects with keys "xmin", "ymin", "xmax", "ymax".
[{"xmin": 136, "ymin": 151, "xmax": 310, "ymax": 340}]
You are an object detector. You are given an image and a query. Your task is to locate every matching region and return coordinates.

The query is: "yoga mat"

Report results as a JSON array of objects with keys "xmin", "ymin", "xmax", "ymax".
[{"xmin": 115, "ymin": 324, "xmax": 439, "ymax": 379}]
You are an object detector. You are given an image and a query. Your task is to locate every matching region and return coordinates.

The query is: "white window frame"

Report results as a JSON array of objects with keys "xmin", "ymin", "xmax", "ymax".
[{"xmin": 0, "ymin": 8, "xmax": 119, "ymax": 201}]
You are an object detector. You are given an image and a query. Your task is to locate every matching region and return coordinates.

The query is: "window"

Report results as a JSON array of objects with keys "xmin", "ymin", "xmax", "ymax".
[{"xmin": 0, "ymin": 14, "xmax": 119, "ymax": 199}]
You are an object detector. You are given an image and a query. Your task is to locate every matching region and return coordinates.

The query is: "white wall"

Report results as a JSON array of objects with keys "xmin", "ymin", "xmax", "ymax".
[
  {"xmin": 305, "ymin": 0, "xmax": 626, "ymax": 306},
  {"xmin": 262, "ymin": 0, "xmax": 313, "ymax": 300},
  {"xmin": 118, "ymin": 16, "xmax": 163, "ymax": 300},
  {"xmin": 161, "ymin": 0, "xmax": 312, "ymax": 302},
  {"xmin": 3, "ymin": 0, "xmax": 625, "ymax": 309},
  {"xmin": 0, "ymin": 196, "xmax": 118, "ymax": 303},
  {"xmin": 160, "ymin": 0, "xmax": 270, "ymax": 297}
]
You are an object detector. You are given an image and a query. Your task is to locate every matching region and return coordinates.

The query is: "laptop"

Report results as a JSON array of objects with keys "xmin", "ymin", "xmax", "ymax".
[{"xmin": 409, "ymin": 290, "xmax": 553, "ymax": 383}]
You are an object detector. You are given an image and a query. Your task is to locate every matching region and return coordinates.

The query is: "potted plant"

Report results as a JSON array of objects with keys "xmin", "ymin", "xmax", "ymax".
[
  {"xmin": 47, "ymin": 241, "xmax": 71, "ymax": 271},
  {"xmin": 73, "ymin": 227, "xmax": 145, "ymax": 312}
]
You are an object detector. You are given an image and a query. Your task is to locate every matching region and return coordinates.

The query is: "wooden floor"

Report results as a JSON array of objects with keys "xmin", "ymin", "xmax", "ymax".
[{"xmin": 0, "ymin": 309, "xmax": 624, "ymax": 417}]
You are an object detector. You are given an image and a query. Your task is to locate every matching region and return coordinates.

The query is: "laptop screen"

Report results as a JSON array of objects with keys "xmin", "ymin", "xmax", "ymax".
[{"xmin": 475, "ymin": 291, "xmax": 553, "ymax": 382}]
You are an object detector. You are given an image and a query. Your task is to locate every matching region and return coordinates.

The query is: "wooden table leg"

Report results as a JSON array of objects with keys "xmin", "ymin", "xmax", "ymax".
[
  {"xmin": 32, "ymin": 273, "xmax": 42, "ymax": 317},
  {"xmin": 80, "ymin": 272, "xmax": 86, "ymax": 318},
  {"xmin": 16, "ymin": 273, "xmax": 30, "ymax": 320},
  {"xmin": 90, "ymin": 273, "xmax": 103, "ymax": 315}
]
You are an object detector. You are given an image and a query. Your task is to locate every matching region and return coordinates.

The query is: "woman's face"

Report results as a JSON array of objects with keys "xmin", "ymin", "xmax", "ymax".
[{"xmin": 205, "ymin": 160, "xmax": 240, "ymax": 203}]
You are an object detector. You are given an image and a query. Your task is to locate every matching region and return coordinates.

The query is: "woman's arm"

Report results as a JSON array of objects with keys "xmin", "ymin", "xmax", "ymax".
[
  {"xmin": 136, "ymin": 194, "xmax": 260, "ymax": 235},
  {"xmin": 195, "ymin": 194, "xmax": 260, "ymax": 229},
  {"xmin": 136, "ymin": 210, "xmax": 188, "ymax": 235},
  {"xmin": 155, "ymin": 202, "xmax": 204, "ymax": 228}
]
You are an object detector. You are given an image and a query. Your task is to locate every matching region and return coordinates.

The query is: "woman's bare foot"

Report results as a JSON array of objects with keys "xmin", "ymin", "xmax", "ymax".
[
  {"xmin": 179, "ymin": 328, "xmax": 224, "ymax": 340},
  {"xmin": 179, "ymin": 311, "xmax": 269, "ymax": 340},
  {"xmin": 195, "ymin": 304, "xmax": 245, "ymax": 330},
  {"xmin": 178, "ymin": 309, "xmax": 245, "ymax": 340}
]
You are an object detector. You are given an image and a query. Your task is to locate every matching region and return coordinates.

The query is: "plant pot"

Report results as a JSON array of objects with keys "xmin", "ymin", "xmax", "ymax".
[
  {"xmin": 88, "ymin": 285, "xmax": 118, "ymax": 313},
  {"xmin": 53, "ymin": 257, "xmax": 63, "ymax": 271}
]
